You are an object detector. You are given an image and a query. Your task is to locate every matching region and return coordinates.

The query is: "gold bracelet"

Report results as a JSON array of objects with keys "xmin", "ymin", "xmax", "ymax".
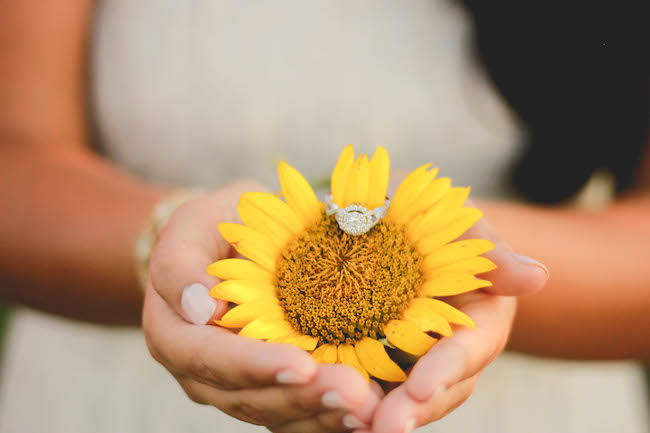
[{"xmin": 134, "ymin": 189, "xmax": 205, "ymax": 292}]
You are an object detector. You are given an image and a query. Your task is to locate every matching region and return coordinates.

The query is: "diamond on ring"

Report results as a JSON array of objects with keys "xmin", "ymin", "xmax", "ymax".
[{"xmin": 324, "ymin": 195, "xmax": 389, "ymax": 236}]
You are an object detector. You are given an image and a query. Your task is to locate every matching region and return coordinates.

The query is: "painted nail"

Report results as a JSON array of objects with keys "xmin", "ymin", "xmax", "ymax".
[
  {"xmin": 342, "ymin": 414, "xmax": 367, "ymax": 429},
  {"xmin": 322, "ymin": 390, "xmax": 348, "ymax": 409},
  {"xmin": 181, "ymin": 283, "xmax": 217, "ymax": 325},
  {"xmin": 276, "ymin": 369, "xmax": 311, "ymax": 385},
  {"xmin": 403, "ymin": 417, "xmax": 416, "ymax": 433},
  {"xmin": 512, "ymin": 254, "xmax": 549, "ymax": 277}
]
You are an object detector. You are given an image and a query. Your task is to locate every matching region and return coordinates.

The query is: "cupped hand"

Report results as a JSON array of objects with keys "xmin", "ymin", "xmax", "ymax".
[
  {"xmin": 142, "ymin": 180, "xmax": 380, "ymax": 432},
  {"xmin": 359, "ymin": 206, "xmax": 549, "ymax": 433}
]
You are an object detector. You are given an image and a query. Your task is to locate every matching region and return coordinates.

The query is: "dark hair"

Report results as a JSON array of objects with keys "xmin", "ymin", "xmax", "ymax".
[{"xmin": 462, "ymin": 1, "xmax": 648, "ymax": 203}]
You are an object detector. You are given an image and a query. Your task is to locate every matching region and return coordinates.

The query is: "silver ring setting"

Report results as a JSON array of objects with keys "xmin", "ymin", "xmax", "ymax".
[{"xmin": 324, "ymin": 195, "xmax": 390, "ymax": 236}]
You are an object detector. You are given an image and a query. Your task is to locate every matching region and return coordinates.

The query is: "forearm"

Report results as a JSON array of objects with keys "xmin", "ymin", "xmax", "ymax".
[
  {"xmin": 0, "ymin": 144, "xmax": 166, "ymax": 325},
  {"xmin": 480, "ymin": 199, "xmax": 650, "ymax": 360}
]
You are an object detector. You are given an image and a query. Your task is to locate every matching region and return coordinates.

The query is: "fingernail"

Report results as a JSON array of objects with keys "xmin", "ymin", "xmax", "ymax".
[
  {"xmin": 181, "ymin": 283, "xmax": 217, "ymax": 325},
  {"xmin": 512, "ymin": 254, "xmax": 549, "ymax": 277},
  {"xmin": 343, "ymin": 414, "xmax": 367, "ymax": 429},
  {"xmin": 403, "ymin": 417, "xmax": 416, "ymax": 433},
  {"xmin": 276, "ymin": 369, "xmax": 310, "ymax": 385},
  {"xmin": 322, "ymin": 390, "xmax": 348, "ymax": 409}
]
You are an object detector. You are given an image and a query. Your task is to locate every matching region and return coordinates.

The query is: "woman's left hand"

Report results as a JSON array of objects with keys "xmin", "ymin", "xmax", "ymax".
[
  {"xmin": 356, "ymin": 210, "xmax": 548, "ymax": 433},
  {"xmin": 142, "ymin": 180, "xmax": 383, "ymax": 432}
]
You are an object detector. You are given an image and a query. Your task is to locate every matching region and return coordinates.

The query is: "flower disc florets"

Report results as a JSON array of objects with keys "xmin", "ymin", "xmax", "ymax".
[{"xmin": 275, "ymin": 214, "xmax": 423, "ymax": 345}]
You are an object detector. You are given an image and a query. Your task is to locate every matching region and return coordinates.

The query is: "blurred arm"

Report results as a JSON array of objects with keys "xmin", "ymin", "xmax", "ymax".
[
  {"xmin": 480, "ymin": 156, "xmax": 650, "ymax": 360},
  {"xmin": 0, "ymin": 0, "xmax": 166, "ymax": 325}
]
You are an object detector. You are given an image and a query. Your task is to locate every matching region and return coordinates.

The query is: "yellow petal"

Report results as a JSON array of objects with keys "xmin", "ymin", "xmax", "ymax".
[
  {"xmin": 344, "ymin": 155, "xmax": 370, "ymax": 207},
  {"xmin": 407, "ymin": 187, "xmax": 471, "ymax": 241},
  {"xmin": 239, "ymin": 316, "xmax": 296, "ymax": 340},
  {"xmin": 210, "ymin": 280, "xmax": 276, "ymax": 304},
  {"xmin": 367, "ymin": 146, "xmax": 390, "ymax": 209},
  {"xmin": 266, "ymin": 329, "xmax": 302, "ymax": 343},
  {"xmin": 312, "ymin": 344, "xmax": 338, "ymax": 364},
  {"xmin": 403, "ymin": 308, "xmax": 453, "ymax": 337},
  {"xmin": 408, "ymin": 298, "xmax": 475, "ymax": 328},
  {"xmin": 270, "ymin": 333, "xmax": 319, "ymax": 351},
  {"xmin": 216, "ymin": 299, "xmax": 282, "ymax": 328},
  {"xmin": 206, "ymin": 258, "xmax": 274, "ymax": 283},
  {"xmin": 238, "ymin": 199, "xmax": 293, "ymax": 248},
  {"xmin": 386, "ymin": 164, "xmax": 436, "ymax": 221},
  {"xmin": 355, "ymin": 337, "xmax": 407, "ymax": 382},
  {"xmin": 384, "ymin": 320, "xmax": 437, "ymax": 357},
  {"xmin": 218, "ymin": 223, "xmax": 279, "ymax": 271},
  {"xmin": 240, "ymin": 191, "xmax": 305, "ymax": 234},
  {"xmin": 416, "ymin": 208, "xmax": 484, "ymax": 256},
  {"xmin": 267, "ymin": 331, "xmax": 299, "ymax": 343},
  {"xmin": 338, "ymin": 344, "xmax": 369, "ymax": 381},
  {"xmin": 422, "ymin": 239, "xmax": 494, "ymax": 269},
  {"xmin": 427, "ymin": 256, "xmax": 496, "ymax": 276},
  {"xmin": 331, "ymin": 144, "xmax": 355, "ymax": 207},
  {"xmin": 420, "ymin": 273, "xmax": 492, "ymax": 296},
  {"xmin": 396, "ymin": 177, "xmax": 451, "ymax": 224},
  {"xmin": 286, "ymin": 335, "xmax": 319, "ymax": 351},
  {"xmin": 278, "ymin": 161, "xmax": 322, "ymax": 225}
]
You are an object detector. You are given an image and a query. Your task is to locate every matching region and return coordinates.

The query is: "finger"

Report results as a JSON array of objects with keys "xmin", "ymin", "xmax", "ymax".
[
  {"xmin": 355, "ymin": 381, "xmax": 385, "ymax": 425},
  {"xmin": 237, "ymin": 364, "xmax": 370, "ymax": 427},
  {"xmin": 179, "ymin": 363, "xmax": 371, "ymax": 430},
  {"xmin": 150, "ymin": 180, "xmax": 264, "ymax": 324},
  {"xmin": 270, "ymin": 409, "xmax": 350, "ymax": 433},
  {"xmin": 404, "ymin": 294, "xmax": 516, "ymax": 401},
  {"xmin": 271, "ymin": 382, "xmax": 383, "ymax": 433},
  {"xmin": 461, "ymin": 201, "xmax": 549, "ymax": 295},
  {"xmin": 176, "ymin": 375, "xmax": 226, "ymax": 407},
  {"xmin": 143, "ymin": 287, "xmax": 317, "ymax": 390},
  {"xmin": 179, "ymin": 377, "xmax": 317, "ymax": 428},
  {"xmin": 176, "ymin": 378, "xmax": 276, "ymax": 426},
  {"xmin": 273, "ymin": 378, "xmax": 384, "ymax": 433},
  {"xmin": 370, "ymin": 374, "xmax": 479, "ymax": 433}
]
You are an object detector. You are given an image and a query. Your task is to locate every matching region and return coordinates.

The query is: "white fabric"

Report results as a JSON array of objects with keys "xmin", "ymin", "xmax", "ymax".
[
  {"xmin": 90, "ymin": 0, "xmax": 520, "ymax": 195},
  {"xmin": 1, "ymin": 1, "xmax": 647, "ymax": 432}
]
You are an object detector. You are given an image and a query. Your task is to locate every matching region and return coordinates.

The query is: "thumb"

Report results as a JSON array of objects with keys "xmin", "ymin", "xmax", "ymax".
[
  {"xmin": 461, "ymin": 202, "xmax": 549, "ymax": 296},
  {"xmin": 149, "ymin": 180, "xmax": 266, "ymax": 325}
]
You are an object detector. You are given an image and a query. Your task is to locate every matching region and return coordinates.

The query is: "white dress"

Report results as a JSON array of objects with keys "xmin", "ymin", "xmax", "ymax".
[{"xmin": 0, "ymin": 2, "xmax": 647, "ymax": 432}]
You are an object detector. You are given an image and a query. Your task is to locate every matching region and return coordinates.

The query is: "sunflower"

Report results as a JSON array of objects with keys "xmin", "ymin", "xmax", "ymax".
[{"xmin": 208, "ymin": 145, "xmax": 495, "ymax": 382}]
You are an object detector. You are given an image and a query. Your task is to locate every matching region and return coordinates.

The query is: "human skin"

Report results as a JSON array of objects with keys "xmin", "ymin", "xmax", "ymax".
[
  {"xmin": 143, "ymin": 191, "xmax": 544, "ymax": 433},
  {"xmin": 1, "ymin": 1, "xmax": 649, "ymax": 433},
  {"xmin": 487, "ymin": 195, "xmax": 650, "ymax": 360},
  {"xmin": 143, "ymin": 182, "xmax": 386, "ymax": 432},
  {"xmin": 0, "ymin": 0, "xmax": 162, "ymax": 324}
]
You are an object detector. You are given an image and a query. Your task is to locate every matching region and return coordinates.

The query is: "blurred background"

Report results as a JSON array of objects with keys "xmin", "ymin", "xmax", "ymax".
[{"xmin": 0, "ymin": 1, "xmax": 648, "ymax": 432}]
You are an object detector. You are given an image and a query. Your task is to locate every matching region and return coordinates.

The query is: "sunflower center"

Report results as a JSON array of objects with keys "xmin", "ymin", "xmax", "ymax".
[{"xmin": 275, "ymin": 214, "xmax": 423, "ymax": 345}]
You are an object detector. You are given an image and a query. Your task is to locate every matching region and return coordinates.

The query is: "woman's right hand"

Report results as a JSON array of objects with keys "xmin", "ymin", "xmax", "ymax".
[{"xmin": 141, "ymin": 180, "xmax": 381, "ymax": 433}]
